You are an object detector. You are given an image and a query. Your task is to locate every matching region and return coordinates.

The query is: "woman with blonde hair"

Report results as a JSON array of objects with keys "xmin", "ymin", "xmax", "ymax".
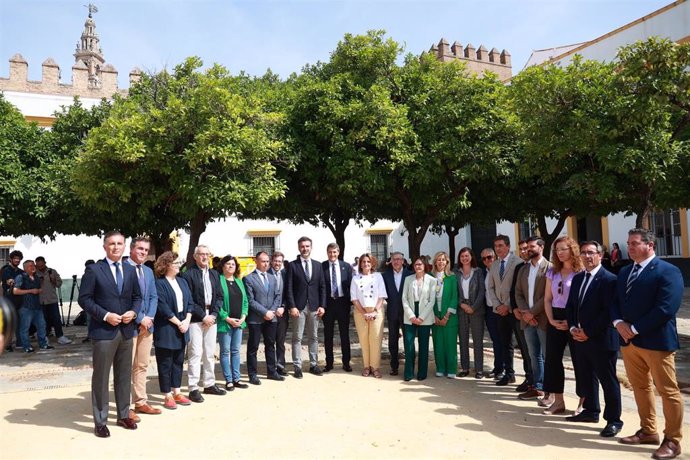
[
  {"xmin": 431, "ymin": 251, "xmax": 459, "ymax": 378},
  {"xmin": 542, "ymin": 236, "xmax": 585, "ymax": 414},
  {"xmin": 350, "ymin": 253, "xmax": 388, "ymax": 378}
]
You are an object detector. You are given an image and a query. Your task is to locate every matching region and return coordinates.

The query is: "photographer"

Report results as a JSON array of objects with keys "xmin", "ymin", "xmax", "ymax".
[
  {"xmin": 1, "ymin": 250, "xmax": 24, "ymax": 351},
  {"xmin": 36, "ymin": 256, "xmax": 72, "ymax": 345}
]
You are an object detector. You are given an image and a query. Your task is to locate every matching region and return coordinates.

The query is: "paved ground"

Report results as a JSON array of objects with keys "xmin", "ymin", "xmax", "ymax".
[{"xmin": 1, "ymin": 289, "xmax": 689, "ymax": 459}]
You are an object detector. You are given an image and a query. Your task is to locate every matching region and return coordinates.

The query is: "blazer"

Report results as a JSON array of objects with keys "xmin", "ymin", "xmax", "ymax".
[
  {"xmin": 455, "ymin": 267, "xmax": 485, "ymax": 316},
  {"xmin": 433, "ymin": 272, "xmax": 459, "ymax": 318},
  {"xmin": 401, "ymin": 274, "xmax": 437, "ymax": 326},
  {"xmin": 382, "ymin": 267, "xmax": 413, "ymax": 321},
  {"xmin": 566, "ymin": 267, "xmax": 619, "ymax": 351},
  {"xmin": 78, "ymin": 258, "xmax": 142, "ymax": 340},
  {"xmin": 285, "ymin": 258, "xmax": 327, "ymax": 312},
  {"xmin": 611, "ymin": 256, "xmax": 683, "ymax": 351},
  {"xmin": 180, "ymin": 264, "xmax": 223, "ymax": 322},
  {"xmin": 217, "ymin": 275, "xmax": 249, "ymax": 332},
  {"xmin": 153, "ymin": 276, "xmax": 194, "ymax": 350},
  {"xmin": 486, "ymin": 253, "xmax": 520, "ymax": 311},
  {"xmin": 514, "ymin": 257, "xmax": 552, "ymax": 330},
  {"xmin": 268, "ymin": 267, "xmax": 286, "ymax": 307},
  {"xmin": 244, "ymin": 270, "xmax": 281, "ymax": 324},
  {"xmin": 126, "ymin": 258, "xmax": 158, "ymax": 333},
  {"xmin": 322, "ymin": 259, "xmax": 353, "ymax": 304}
]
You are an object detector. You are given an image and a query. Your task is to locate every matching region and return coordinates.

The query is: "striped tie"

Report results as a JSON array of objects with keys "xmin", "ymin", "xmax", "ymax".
[
  {"xmin": 626, "ymin": 264, "xmax": 642, "ymax": 294},
  {"xmin": 499, "ymin": 260, "xmax": 505, "ymax": 281}
]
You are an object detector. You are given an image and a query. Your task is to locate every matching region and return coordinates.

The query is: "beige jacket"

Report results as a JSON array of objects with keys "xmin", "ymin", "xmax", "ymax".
[
  {"xmin": 514, "ymin": 257, "xmax": 552, "ymax": 330},
  {"xmin": 401, "ymin": 274, "xmax": 437, "ymax": 326},
  {"xmin": 486, "ymin": 253, "xmax": 519, "ymax": 312}
]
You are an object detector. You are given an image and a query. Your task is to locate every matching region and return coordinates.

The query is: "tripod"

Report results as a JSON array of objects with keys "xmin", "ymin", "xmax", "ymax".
[{"xmin": 64, "ymin": 274, "xmax": 80, "ymax": 327}]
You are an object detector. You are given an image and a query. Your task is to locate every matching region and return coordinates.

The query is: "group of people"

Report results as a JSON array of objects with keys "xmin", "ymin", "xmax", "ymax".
[
  {"xmin": 1, "ymin": 251, "xmax": 73, "ymax": 353},
  {"xmin": 25, "ymin": 228, "xmax": 682, "ymax": 459}
]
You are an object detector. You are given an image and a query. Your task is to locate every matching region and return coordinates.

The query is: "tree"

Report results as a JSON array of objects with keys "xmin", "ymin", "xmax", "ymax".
[{"xmin": 72, "ymin": 57, "xmax": 286, "ymax": 261}]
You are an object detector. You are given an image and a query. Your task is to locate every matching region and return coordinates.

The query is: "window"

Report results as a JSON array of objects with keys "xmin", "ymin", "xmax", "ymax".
[
  {"xmin": 370, "ymin": 234, "xmax": 389, "ymax": 270},
  {"xmin": 0, "ymin": 247, "xmax": 8, "ymax": 267},
  {"xmin": 251, "ymin": 236, "xmax": 275, "ymax": 257},
  {"xmin": 518, "ymin": 218, "xmax": 537, "ymax": 241},
  {"xmin": 650, "ymin": 209, "xmax": 682, "ymax": 257}
]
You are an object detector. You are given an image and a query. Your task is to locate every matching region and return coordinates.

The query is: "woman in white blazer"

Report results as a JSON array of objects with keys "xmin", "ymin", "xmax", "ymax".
[{"xmin": 401, "ymin": 257, "xmax": 437, "ymax": 381}]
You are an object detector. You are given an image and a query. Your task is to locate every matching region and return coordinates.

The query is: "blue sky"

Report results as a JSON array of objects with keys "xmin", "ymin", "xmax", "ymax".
[{"xmin": 0, "ymin": 0, "xmax": 673, "ymax": 87}]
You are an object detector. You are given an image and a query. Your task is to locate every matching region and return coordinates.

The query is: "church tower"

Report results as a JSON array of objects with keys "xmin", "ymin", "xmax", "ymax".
[{"xmin": 73, "ymin": 4, "xmax": 105, "ymax": 88}]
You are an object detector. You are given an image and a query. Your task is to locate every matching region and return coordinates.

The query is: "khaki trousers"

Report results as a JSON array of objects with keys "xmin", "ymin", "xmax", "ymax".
[
  {"xmin": 621, "ymin": 343, "xmax": 684, "ymax": 442},
  {"xmin": 131, "ymin": 331, "xmax": 153, "ymax": 406},
  {"xmin": 354, "ymin": 309, "xmax": 385, "ymax": 370}
]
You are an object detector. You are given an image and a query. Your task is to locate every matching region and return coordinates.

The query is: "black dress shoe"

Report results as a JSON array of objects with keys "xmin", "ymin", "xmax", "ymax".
[
  {"xmin": 277, "ymin": 368, "xmax": 288, "ymax": 376},
  {"xmin": 343, "ymin": 364, "xmax": 353, "ymax": 372},
  {"xmin": 492, "ymin": 371, "xmax": 504, "ymax": 380},
  {"xmin": 189, "ymin": 389, "xmax": 204, "ymax": 403},
  {"xmin": 232, "ymin": 380, "xmax": 248, "ymax": 389},
  {"xmin": 495, "ymin": 375, "xmax": 516, "ymax": 386},
  {"xmin": 309, "ymin": 366, "xmax": 323, "ymax": 376},
  {"xmin": 225, "ymin": 382, "xmax": 235, "ymax": 391},
  {"xmin": 389, "ymin": 369, "xmax": 399, "ymax": 376},
  {"xmin": 324, "ymin": 364, "xmax": 333, "ymax": 372},
  {"xmin": 267, "ymin": 374, "xmax": 285, "ymax": 381},
  {"xmin": 116, "ymin": 418, "xmax": 138, "ymax": 430},
  {"xmin": 457, "ymin": 370, "xmax": 469, "ymax": 377},
  {"xmin": 294, "ymin": 368, "xmax": 303, "ymax": 379},
  {"xmin": 515, "ymin": 380, "xmax": 530, "ymax": 392},
  {"xmin": 600, "ymin": 423, "xmax": 623, "ymax": 438},
  {"xmin": 249, "ymin": 376, "xmax": 262, "ymax": 385},
  {"xmin": 565, "ymin": 412, "xmax": 600, "ymax": 423},
  {"xmin": 203, "ymin": 384, "xmax": 226, "ymax": 395},
  {"xmin": 94, "ymin": 424, "xmax": 110, "ymax": 438}
]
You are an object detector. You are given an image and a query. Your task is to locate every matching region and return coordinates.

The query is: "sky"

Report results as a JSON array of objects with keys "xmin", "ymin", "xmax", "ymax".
[{"xmin": 0, "ymin": 0, "xmax": 675, "ymax": 87}]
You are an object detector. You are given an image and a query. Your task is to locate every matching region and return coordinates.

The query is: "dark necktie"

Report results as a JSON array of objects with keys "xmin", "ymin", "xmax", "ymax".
[
  {"xmin": 626, "ymin": 264, "xmax": 642, "ymax": 294},
  {"xmin": 114, "ymin": 262, "xmax": 123, "ymax": 294},
  {"xmin": 261, "ymin": 272, "xmax": 268, "ymax": 290},
  {"xmin": 578, "ymin": 272, "xmax": 591, "ymax": 305},
  {"xmin": 304, "ymin": 260, "xmax": 311, "ymax": 281},
  {"xmin": 136, "ymin": 264, "xmax": 146, "ymax": 297},
  {"xmin": 499, "ymin": 260, "xmax": 505, "ymax": 281},
  {"xmin": 331, "ymin": 263, "xmax": 338, "ymax": 298}
]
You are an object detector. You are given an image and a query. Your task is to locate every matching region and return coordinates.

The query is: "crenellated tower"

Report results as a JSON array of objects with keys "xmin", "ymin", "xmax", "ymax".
[
  {"xmin": 430, "ymin": 38, "xmax": 512, "ymax": 81},
  {"xmin": 73, "ymin": 4, "xmax": 105, "ymax": 88}
]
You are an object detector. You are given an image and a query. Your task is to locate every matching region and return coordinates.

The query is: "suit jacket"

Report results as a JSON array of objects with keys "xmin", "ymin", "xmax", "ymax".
[
  {"xmin": 268, "ymin": 267, "xmax": 286, "ymax": 307},
  {"xmin": 455, "ymin": 267, "xmax": 485, "ymax": 315},
  {"xmin": 401, "ymin": 274, "xmax": 437, "ymax": 326},
  {"xmin": 486, "ymin": 253, "xmax": 519, "ymax": 311},
  {"xmin": 566, "ymin": 267, "xmax": 618, "ymax": 351},
  {"xmin": 611, "ymin": 256, "xmax": 683, "ymax": 351},
  {"xmin": 285, "ymin": 258, "xmax": 327, "ymax": 311},
  {"xmin": 382, "ymin": 267, "xmax": 413, "ymax": 321},
  {"xmin": 180, "ymin": 264, "xmax": 223, "ymax": 322},
  {"xmin": 514, "ymin": 257, "xmax": 552, "ymax": 329},
  {"xmin": 153, "ymin": 276, "xmax": 194, "ymax": 349},
  {"xmin": 126, "ymin": 258, "xmax": 158, "ymax": 333},
  {"xmin": 78, "ymin": 258, "xmax": 142, "ymax": 340},
  {"xmin": 244, "ymin": 270, "xmax": 281, "ymax": 324},
  {"xmin": 322, "ymin": 259, "xmax": 353, "ymax": 305}
]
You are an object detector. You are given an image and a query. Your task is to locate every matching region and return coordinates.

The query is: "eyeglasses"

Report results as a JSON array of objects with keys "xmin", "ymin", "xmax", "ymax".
[
  {"xmin": 555, "ymin": 247, "xmax": 570, "ymax": 253},
  {"xmin": 481, "ymin": 256, "xmax": 494, "ymax": 261},
  {"xmin": 580, "ymin": 251, "xmax": 600, "ymax": 257}
]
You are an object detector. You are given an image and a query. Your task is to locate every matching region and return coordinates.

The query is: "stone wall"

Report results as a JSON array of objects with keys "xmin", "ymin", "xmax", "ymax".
[{"xmin": 431, "ymin": 38, "xmax": 512, "ymax": 81}]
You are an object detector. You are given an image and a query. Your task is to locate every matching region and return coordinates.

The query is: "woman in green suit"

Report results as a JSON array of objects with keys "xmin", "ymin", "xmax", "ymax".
[
  {"xmin": 431, "ymin": 251, "xmax": 459, "ymax": 378},
  {"xmin": 217, "ymin": 255, "xmax": 249, "ymax": 391}
]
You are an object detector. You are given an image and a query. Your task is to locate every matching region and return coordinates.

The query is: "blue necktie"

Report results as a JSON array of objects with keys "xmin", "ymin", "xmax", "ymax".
[
  {"xmin": 261, "ymin": 272, "xmax": 268, "ymax": 290},
  {"xmin": 136, "ymin": 264, "xmax": 146, "ymax": 297},
  {"xmin": 304, "ymin": 260, "xmax": 311, "ymax": 281},
  {"xmin": 578, "ymin": 272, "xmax": 591, "ymax": 305},
  {"xmin": 331, "ymin": 262, "xmax": 338, "ymax": 298},
  {"xmin": 114, "ymin": 262, "xmax": 123, "ymax": 294},
  {"xmin": 499, "ymin": 260, "xmax": 505, "ymax": 281},
  {"xmin": 626, "ymin": 264, "xmax": 642, "ymax": 294}
]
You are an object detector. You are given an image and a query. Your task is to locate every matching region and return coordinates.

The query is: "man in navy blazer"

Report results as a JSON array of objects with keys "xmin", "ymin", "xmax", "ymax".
[
  {"xmin": 285, "ymin": 236, "xmax": 327, "ymax": 378},
  {"xmin": 269, "ymin": 251, "xmax": 289, "ymax": 376},
  {"xmin": 322, "ymin": 243, "xmax": 353, "ymax": 372},
  {"xmin": 612, "ymin": 228, "xmax": 684, "ymax": 459},
  {"xmin": 381, "ymin": 252, "xmax": 412, "ymax": 376},
  {"xmin": 244, "ymin": 251, "xmax": 283, "ymax": 384},
  {"xmin": 565, "ymin": 241, "xmax": 622, "ymax": 438},
  {"xmin": 78, "ymin": 231, "xmax": 142, "ymax": 438},
  {"xmin": 125, "ymin": 237, "xmax": 160, "ymax": 419}
]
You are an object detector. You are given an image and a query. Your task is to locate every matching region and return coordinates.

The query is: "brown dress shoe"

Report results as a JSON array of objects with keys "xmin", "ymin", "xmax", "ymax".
[
  {"xmin": 128, "ymin": 410, "xmax": 141, "ymax": 423},
  {"xmin": 652, "ymin": 439, "xmax": 681, "ymax": 459},
  {"xmin": 116, "ymin": 418, "xmax": 138, "ymax": 430},
  {"xmin": 135, "ymin": 403, "xmax": 162, "ymax": 415},
  {"xmin": 619, "ymin": 429, "xmax": 660, "ymax": 445}
]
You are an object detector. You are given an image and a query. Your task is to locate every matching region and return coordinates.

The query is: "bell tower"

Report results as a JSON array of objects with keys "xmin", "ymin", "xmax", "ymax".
[{"xmin": 73, "ymin": 4, "xmax": 105, "ymax": 88}]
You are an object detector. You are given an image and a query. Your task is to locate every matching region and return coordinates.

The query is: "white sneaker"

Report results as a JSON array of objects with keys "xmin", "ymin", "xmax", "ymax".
[
  {"xmin": 435, "ymin": 372, "xmax": 443, "ymax": 377},
  {"xmin": 447, "ymin": 374, "xmax": 456, "ymax": 379},
  {"xmin": 57, "ymin": 336, "xmax": 73, "ymax": 345}
]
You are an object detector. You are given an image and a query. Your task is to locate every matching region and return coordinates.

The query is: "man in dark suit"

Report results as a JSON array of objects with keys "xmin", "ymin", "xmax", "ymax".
[
  {"xmin": 322, "ymin": 243, "xmax": 353, "ymax": 372},
  {"xmin": 565, "ymin": 241, "xmax": 623, "ymax": 438},
  {"xmin": 612, "ymin": 228, "xmax": 684, "ymax": 459},
  {"xmin": 78, "ymin": 231, "xmax": 142, "ymax": 438},
  {"xmin": 269, "ymin": 251, "xmax": 288, "ymax": 376},
  {"xmin": 244, "ymin": 251, "xmax": 283, "ymax": 384},
  {"xmin": 381, "ymin": 251, "xmax": 412, "ymax": 376},
  {"xmin": 285, "ymin": 236, "xmax": 327, "ymax": 378}
]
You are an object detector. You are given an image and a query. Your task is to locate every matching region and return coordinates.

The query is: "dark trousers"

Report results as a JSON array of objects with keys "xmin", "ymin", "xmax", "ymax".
[
  {"xmin": 403, "ymin": 324, "xmax": 431, "ymax": 380},
  {"xmin": 155, "ymin": 346, "xmax": 185, "ymax": 393},
  {"xmin": 573, "ymin": 340, "xmax": 620, "ymax": 423},
  {"xmin": 496, "ymin": 312, "xmax": 533, "ymax": 383},
  {"xmin": 323, "ymin": 297, "xmax": 351, "ymax": 367},
  {"xmin": 485, "ymin": 308, "xmax": 503, "ymax": 373},
  {"xmin": 91, "ymin": 331, "xmax": 133, "ymax": 425},
  {"xmin": 387, "ymin": 311, "xmax": 402, "ymax": 371},
  {"xmin": 42, "ymin": 302, "xmax": 64, "ymax": 337},
  {"xmin": 275, "ymin": 311, "xmax": 289, "ymax": 371},
  {"xmin": 247, "ymin": 321, "xmax": 278, "ymax": 377}
]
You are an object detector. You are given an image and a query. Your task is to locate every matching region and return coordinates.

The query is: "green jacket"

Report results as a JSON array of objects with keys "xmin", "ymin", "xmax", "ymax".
[
  {"xmin": 433, "ymin": 272, "xmax": 458, "ymax": 319},
  {"xmin": 217, "ymin": 275, "xmax": 248, "ymax": 332}
]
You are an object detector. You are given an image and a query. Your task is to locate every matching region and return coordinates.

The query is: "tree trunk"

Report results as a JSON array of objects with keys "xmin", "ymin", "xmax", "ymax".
[
  {"xmin": 536, "ymin": 211, "xmax": 571, "ymax": 260},
  {"xmin": 405, "ymin": 222, "xmax": 429, "ymax": 261},
  {"xmin": 150, "ymin": 231, "xmax": 174, "ymax": 258},
  {"xmin": 446, "ymin": 225, "xmax": 460, "ymax": 269},
  {"xmin": 323, "ymin": 210, "xmax": 349, "ymax": 260},
  {"xmin": 186, "ymin": 210, "xmax": 209, "ymax": 268},
  {"xmin": 634, "ymin": 186, "xmax": 653, "ymax": 229}
]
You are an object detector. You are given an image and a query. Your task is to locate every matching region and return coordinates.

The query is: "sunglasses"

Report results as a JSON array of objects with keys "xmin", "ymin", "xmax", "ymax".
[
  {"xmin": 557, "ymin": 280, "xmax": 563, "ymax": 295},
  {"xmin": 482, "ymin": 256, "xmax": 494, "ymax": 261}
]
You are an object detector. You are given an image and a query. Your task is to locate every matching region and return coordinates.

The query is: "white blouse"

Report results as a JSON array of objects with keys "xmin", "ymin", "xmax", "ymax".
[
  {"xmin": 350, "ymin": 272, "xmax": 387, "ymax": 308},
  {"xmin": 167, "ymin": 278, "xmax": 184, "ymax": 313}
]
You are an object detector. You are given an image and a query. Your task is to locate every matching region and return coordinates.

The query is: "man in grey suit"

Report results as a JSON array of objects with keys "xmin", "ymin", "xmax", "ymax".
[{"xmin": 244, "ymin": 251, "xmax": 283, "ymax": 384}]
